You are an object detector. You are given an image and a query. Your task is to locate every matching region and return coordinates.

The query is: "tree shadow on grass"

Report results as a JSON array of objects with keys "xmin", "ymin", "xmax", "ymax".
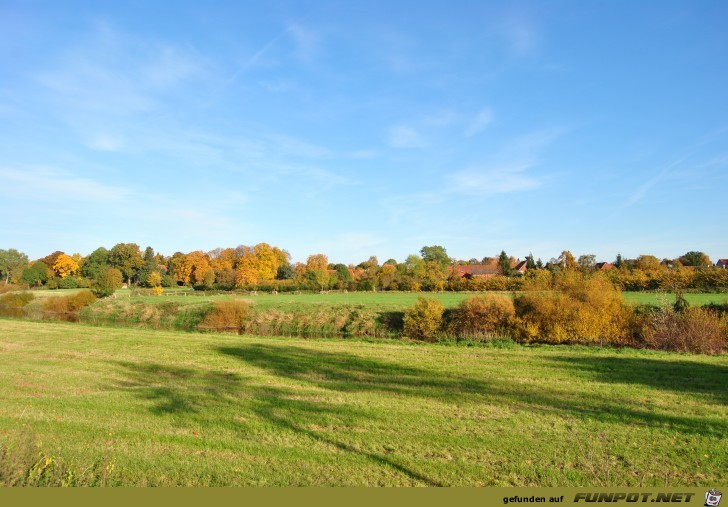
[
  {"xmin": 108, "ymin": 344, "xmax": 727, "ymax": 485},
  {"xmin": 543, "ymin": 355, "xmax": 728, "ymax": 405},
  {"xmin": 109, "ymin": 358, "xmax": 444, "ymax": 485},
  {"xmin": 216, "ymin": 344, "xmax": 728, "ymax": 437}
]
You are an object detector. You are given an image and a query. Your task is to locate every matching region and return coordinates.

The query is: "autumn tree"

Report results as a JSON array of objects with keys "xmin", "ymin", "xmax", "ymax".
[
  {"xmin": 378, "ymin": 263, "xmax": 397, "ymax": 289},
  {"xmin": 40, "ymin": 251, "xmax": 65, "ymax": 270},
  {"xmin": 147, "ymin": 271, "xmax": 162, "ymax": 288},
  {"xmin": 306, "ymin": 254, "xmax": 328, "ymax": 272},
  {"xmin": 0, "ymin": 249, "xmax": 29, "ymax": 285},
  {"xmin": 52, "ymin": 253, "xmax": 79, "ymax": 278},
  {"xmin": 556, "ymin": 250, "xmax": 579, "ymax": 271},
  {"xmin": 634, "ymin": 255, "xmax": 663, "ymax": 272},
  {"xmin": 303, "ymin": 254, "xmax": 329, "ymax": 291}
]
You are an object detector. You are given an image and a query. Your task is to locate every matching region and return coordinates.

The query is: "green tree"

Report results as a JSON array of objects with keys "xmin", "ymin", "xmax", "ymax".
[
  {"xmin": 420, "ymin": 245, "xmax": 450, "ymax": 270},
  {"xmin": 21, "ymin": 261, "xmax": 50, "ymax": 287},
  {"xmin": 276, "ymin": 264, "xmax": 294, "ymax": 280},
  {"xmin": 498, "ymin": 250, "xmax": 512, "ymax": 276},
  {"xmin": 92, "ymin": 267, "xmax": 123, "ymax": 298},
  {"xmin": 0, "ymin": 249, "xmax": 29, "ymax": 285},
  {"xmin": 525, "ymin": 253, "xmax": 537, "ymax": 270},
  {"xmin": 678, "ymin": 251, "xmax": 711, "ymax": 268},
  {"xmin": 577, "ymin": 254, "xmax": 596, "ymax": 273},
  {"xmin": 108, "ymin": 243, "xmax": 144, "ymax": 285},
  {"xmin": 82, "ymin": 247, "xmax": 110, "ymax": 280}
]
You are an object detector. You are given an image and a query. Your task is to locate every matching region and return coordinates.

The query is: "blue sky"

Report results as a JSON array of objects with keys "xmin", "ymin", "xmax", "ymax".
[{"xmin": 2, "ymin": 1, "xmax": 727, "ymax": 265}]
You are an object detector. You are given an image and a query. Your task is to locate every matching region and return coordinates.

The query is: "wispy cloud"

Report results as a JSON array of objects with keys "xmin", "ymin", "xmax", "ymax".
[
  {"xmin": 501, "ymin": 17, "xmax": 539, "ymax": 57},
  {"xmin": 623, "ymin": 157, "xmax": 686, "ymax": 208},
  {"xmin": 86, "ymin": 133, "xmax": 125, "ymax": 152},
  {"xmin": 464, "ymin": 107, "xmax": 494, "ymax": 137},
  {"xmin": 450, "ymin": 162, "xmax": 541, "ymax": 195},
  {"xmin": 36, "ymin": 22, "xmax": 203, "ymax": 117},
  {"xmin": 0, "ymin": 166, "xmax": 132, "ymax": 202},
  {"xmin": 388, "ymin": 125, "xmax": 425, "ymax": 148},
  {"xmin": 267, "ymin": 134, "xmax": 333, "ymax": 159},
  {"xmin": 287, "ymin": 22, "xmax": 321, "ymax": 63}
]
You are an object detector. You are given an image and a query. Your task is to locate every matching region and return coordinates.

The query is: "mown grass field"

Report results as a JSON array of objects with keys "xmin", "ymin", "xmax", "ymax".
[{"xmin": 0, "ymin": 319, "xmax": 725, "ymax": 486}]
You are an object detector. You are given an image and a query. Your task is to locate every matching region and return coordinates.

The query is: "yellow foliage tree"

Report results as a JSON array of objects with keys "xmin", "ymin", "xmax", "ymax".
[
  {"xmin": 147, "ymin": 271, "xmax": 162, "ymax": 288},
  {"xmin": 52, "ymin": 253, "xmax": 79, "ymax": 279},
  {"xmin": 306, "ymin": 254, "xmax": 328, "ymax": 272}
]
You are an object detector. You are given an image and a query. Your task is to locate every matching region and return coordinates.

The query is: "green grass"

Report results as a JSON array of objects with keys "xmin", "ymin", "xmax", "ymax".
[
  {"xmin": 621, "ymin": 292, "xmax": 728, "ymax": 306},
  {"xmin": 119, "ymin": 290, "xmax": 728, "ymax": 310},
  {"xmin": 0, "ymin": 319, "xmax": 725, "ymax": 486},
  {"xmin": 24, "ymin": 288, "xmax": 728, "ymax": 310}
]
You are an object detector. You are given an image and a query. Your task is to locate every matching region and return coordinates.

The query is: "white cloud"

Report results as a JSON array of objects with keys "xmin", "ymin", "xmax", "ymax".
[
  {"xmin": 464, "ymin": 107, "xmax": 494, "ymax": 137},
  {"xmin": 388, "ymin": 125, "xmax": 425, "ymax": 149}
]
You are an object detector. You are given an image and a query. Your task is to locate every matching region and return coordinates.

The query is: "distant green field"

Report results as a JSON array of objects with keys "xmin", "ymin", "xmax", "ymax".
[
  {"xmin": 117, "ymin": 289, "xmax": 728, "ymax": 310},
  {"xmin": 24, "ymin": 288, "xmax": 728, "ymax": 312},
  {"xmin": 621, "ymin": 292, "xmax": 728, "ymax": 306},
  {"xmin": 0, "ymin": 319, "xmax": 725, "ymax": 486}
]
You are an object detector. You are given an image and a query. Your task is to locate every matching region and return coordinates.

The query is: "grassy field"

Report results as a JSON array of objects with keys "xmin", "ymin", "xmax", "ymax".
[
  {"xmin": 30, "ymin": 287, "xmax": 728, "ymax": 310},
  {"xmin": 0, "ymin": 319, "xmax": 725, "ymax": 486}
]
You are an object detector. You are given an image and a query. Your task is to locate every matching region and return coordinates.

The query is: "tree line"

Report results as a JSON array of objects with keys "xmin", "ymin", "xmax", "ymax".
[{"xmin": 0, "ymin": 244, "xmax": 726, "ymax": 296}]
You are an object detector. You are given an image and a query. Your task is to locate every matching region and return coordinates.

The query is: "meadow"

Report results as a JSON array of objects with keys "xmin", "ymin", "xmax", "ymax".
[
  {"xmin": 32, "ymin": 287, "xmax": 728, "ymax": 310},
  {"xmin": 0, "ymin": 319, "xmax": 726, "ymax": 486}
]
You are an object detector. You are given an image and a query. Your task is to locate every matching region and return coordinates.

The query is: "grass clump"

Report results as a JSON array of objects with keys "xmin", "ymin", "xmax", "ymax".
[
  {"xmin": 198, "ymin": 299, "xmax": 251, "ymax": 333},
  {"xmin": 0, "ymin": 434, "xmax": 117, "ymax": 486}
]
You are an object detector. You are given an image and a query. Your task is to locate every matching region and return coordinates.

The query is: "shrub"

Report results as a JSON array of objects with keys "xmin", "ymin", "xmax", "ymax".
[
  {"xmin": 403, "ymin": 297, "xmax": 445, "ymax": 341},
  {"xmin": 58, "ymin": 276, "xmax": 79, "ymax": 289},
  {"xmin": 198, "ymin": 300, "xmax": 250, "ymax": 333},
  {"xmin": 451, "ymin": 294, "xmax": 515, "ymax": 340},
  {"xmin": 0, "ymin": 291, "xmax": 35, "ymax": 308},
  {"xmin": 42, "ymin": 290, "xmax": 97, "ymax": 313},
  {"xmin": 640, "ymin": 307, "xmax": 726, "ymax": 355},
  {"xmin": 513, "ymin": 273, "xmax": 631, "ymax": 345},
  {"xmin": 92, "ymin": 268, "xmax": 123, "ymax": 298},
  {"xmin": 0, "ymin": 284, "xmax": 19, "ymax": 295}
]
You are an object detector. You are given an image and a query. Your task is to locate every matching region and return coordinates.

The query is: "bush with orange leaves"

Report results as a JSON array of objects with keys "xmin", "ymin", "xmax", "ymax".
[
  {"xmin": 450, "ymin": 294, "xmax": 515, "ymax": 340},
  {"xmin": 513, "ymin": 272, "xmax": 632, "ymax": 345}
]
